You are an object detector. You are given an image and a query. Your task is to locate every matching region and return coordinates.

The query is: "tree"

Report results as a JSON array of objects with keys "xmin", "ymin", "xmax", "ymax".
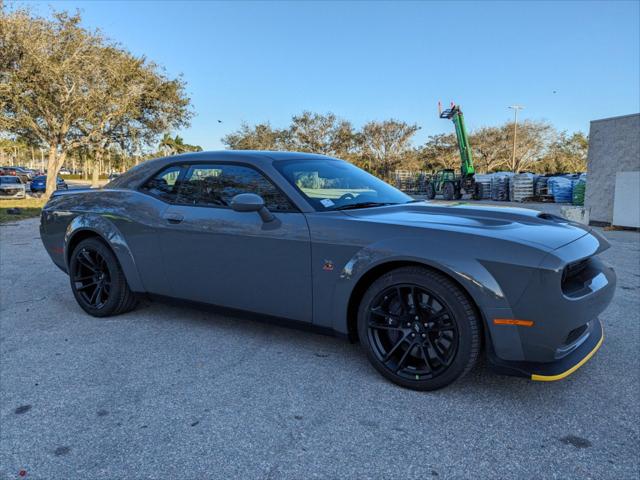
[
  {"xmin": 0, "ymin": 9, "xmax": 192, "ymax": 197},
  {"xmin": 470, "ymin": 126, "xmax": 510, "ymax": 173},
  {"xmin": 222, "ymin": 122, "xmax": 287, "ymax": 150},
  {"xmin": 359, "ymin": 120, "xmax": 419, "ymax": 177},
  {"xmin": 288, "ymin": 111, "xmax": 356, "ymax": 158},
  {"xmin": 504, "ymin": 120, "xmax": 553, "ymax": 172},
  {"xmin": 537, "ymin": 131, "xmax": 588, "ymax": 173},
  {"xmin": 159, "ymin": 133, "xmax": 202, "ymax": 156},
  {"xmin": 417, "ymin": 133, "xmax": 459, "ymax": 172}
]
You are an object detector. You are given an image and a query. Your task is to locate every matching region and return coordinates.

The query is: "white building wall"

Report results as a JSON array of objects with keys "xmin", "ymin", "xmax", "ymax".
[{"xmin": 585, "ymin": 113, "xmax": 640, "ymax": 224}]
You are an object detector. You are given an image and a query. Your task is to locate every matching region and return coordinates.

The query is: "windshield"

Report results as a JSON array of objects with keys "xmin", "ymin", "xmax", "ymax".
[
  {"xmin": 274, "ymin": 158, "xmax": 412, "ymax": 211},
  {"xmin": 0, "ymin": 176, "xmax": 21, "ymax": 184}
]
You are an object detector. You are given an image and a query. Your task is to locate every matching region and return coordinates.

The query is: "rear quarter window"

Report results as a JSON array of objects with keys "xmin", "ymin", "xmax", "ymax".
[{"xmin": 140, "ymin": 165, "xmax": 183, "ymax": 202}]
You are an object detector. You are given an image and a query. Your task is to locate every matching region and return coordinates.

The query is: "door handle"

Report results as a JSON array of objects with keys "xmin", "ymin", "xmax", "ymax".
[{"xmin": 163, "ymin": 212, "xmax": 184, "ymax": 224}]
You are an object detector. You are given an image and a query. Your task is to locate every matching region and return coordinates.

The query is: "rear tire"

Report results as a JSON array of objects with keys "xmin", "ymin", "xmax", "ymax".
[
  {"xmin": 69, "ymin": 237, "xmax": 138, "ymax": 317},
  {"xmin": 357, "ymin": 266, "xmax": 481, "ymax": 391},
  {"xmin": 443, "ymin": 182, "xmax": 455, "ymax": 201}
]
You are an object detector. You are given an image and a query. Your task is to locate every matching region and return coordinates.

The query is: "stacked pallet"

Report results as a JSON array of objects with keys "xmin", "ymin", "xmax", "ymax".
[
  {"xmin": 490, "ymin": 173, "xmax": 514, "ymax": 201},
  {"xmin": 509, "ymin": 173, "xmax": 536, "ymax": 202},
  {"xmin": 548, "ymin": 176, "xmax": 574, "ymax": 203},
  {"xmin": 473, "ymin": 174, "xmax": 492, "ymax": 199}
]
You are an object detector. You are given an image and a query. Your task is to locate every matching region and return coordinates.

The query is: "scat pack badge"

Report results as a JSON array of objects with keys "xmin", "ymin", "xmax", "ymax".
[{"xmin": 322, "ymin": 260, "xmax": 334, "ymax": 272}]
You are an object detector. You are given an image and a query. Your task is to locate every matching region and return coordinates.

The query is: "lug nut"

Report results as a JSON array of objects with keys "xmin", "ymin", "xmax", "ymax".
[
  {"xmin": 415, "ymin": 316, "xmax": 419, "ymax": 320},
  {"xmin": 421, "ymin": 333, "xmax": 426, "ymax": 338},
  {"xmin": 411, "ymin": 333, "xmax": 416, "ymax": 338}
]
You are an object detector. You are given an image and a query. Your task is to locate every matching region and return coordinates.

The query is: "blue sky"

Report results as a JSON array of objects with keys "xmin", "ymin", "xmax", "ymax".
[{"xmin": 19, "ymin": 0, "xmax": 640, "ymax": 150}]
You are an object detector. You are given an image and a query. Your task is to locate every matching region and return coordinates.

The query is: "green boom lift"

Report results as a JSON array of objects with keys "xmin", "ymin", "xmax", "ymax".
[{"xmin": 425, "ymin": 102, "xmax": 476, "ymax": 200}]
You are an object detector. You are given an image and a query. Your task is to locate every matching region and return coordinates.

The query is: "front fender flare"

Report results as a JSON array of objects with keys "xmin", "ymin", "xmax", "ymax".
[
  {"xmin": 330, "ymin": 236, "xmax": 543, "ymax": 362},
  {"xmin": 64, "ymin": 213, "xmax": 145, "ymax": 292}
]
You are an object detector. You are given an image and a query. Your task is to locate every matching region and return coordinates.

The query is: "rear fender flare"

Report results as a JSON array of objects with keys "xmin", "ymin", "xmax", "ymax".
[{"xmin": 64, "ymin": 213, "xmax": 145, "ymax": 292}]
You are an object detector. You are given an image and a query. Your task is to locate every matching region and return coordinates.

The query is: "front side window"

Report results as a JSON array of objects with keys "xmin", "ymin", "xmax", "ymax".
[
  {"xmin": 140, "ymin": 165, "xmax": 183, "ymax": 202},
  {"xmin": 176, "ymin": 164, "xmax": 295, "ymax": 212},
  {"xmin": 274, "ymin": 158, "xmax": 412, "ymax": 211}
]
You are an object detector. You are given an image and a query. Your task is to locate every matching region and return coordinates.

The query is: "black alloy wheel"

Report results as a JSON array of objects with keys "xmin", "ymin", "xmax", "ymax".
[
  {"xmin": 358, "ymin": 266, "xmax": 481, "ymax": 391},
  {"xmin": 69, "ymin": 237, "xmax": 138, "ymax": 317},
  {"xmin": 367, "ymin": 284, "xmax": 459, "ymax": 381},
  {"xmin": 73, "ymin": 247, "xmax": 111, "ymax": 309}
]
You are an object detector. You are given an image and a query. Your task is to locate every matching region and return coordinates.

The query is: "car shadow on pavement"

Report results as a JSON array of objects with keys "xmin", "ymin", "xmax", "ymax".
[{"xmin": 126, "ymin": 296, "xmax": 582, "ymax": 403}]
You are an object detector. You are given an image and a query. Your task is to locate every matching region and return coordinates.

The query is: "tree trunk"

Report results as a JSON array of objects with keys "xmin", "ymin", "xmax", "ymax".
[
  {"xmin": 92, "ymin": 151, "xmax": 101, "ymax": 188},
  {"xmin": 83, "ymin": 155, "xmax": 88, "ymax": 180},
  {"xmin": 44, "ymin": 145, "xmax": 66, "ymax": 200}
]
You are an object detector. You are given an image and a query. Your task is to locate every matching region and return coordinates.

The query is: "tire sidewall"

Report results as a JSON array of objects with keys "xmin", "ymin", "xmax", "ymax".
[{"xmin": 357, "ymin": 268, "xmax": 477, "ymax": 391}]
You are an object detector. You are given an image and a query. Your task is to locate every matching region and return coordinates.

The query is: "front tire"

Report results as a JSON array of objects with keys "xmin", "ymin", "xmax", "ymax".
[
  {"xmin": 425, "ymin": 183, "xmax": 436, "ymax": 200},
  {"xmin": 357, "ymin": 266, "xmax": 481, "ymax": 391},
  {"xmin": 69, "ymin": 237, "xmax": 138, "ymax": 317}
]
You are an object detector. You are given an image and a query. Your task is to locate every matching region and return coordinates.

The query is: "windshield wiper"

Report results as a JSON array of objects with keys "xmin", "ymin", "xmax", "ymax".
[{"xmin": 333, "ymin": 202, "xmax": 396, "ymax": 211}]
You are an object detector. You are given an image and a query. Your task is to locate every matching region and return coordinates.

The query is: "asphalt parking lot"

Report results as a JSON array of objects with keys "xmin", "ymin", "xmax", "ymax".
[{"xmin": 1, "ymin": 216, "xmax": 638, "ymax": 479}]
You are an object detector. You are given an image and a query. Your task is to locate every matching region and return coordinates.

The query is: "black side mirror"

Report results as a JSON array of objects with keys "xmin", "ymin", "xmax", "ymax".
[{"xmin": 230, "ymin": 193, "xmax": 275, "ymax": 222}]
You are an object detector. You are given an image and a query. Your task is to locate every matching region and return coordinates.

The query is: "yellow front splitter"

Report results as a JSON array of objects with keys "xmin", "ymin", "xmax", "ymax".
[{"xmin": 531, "ymin": 325, "xmax": 604, "ymax": 382}]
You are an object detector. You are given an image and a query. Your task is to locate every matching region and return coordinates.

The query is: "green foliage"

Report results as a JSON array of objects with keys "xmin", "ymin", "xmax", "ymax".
[
  {"xmin": 0, "ymin": 8, "xmax": 193, "ymax": 196},
  {"xmin": 159, "ymin": 133, "xmax": 202, "ymax": 155}
]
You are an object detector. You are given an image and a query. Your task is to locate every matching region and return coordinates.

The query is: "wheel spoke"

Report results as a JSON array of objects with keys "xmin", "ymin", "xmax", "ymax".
[
  {"xmin": 369, "ymin": 324, "xmax": 403, "ymax": 332},
  {"xmin": 431, "ymin": 322, "xmax": 454, "ymax": 333},
  {"xmin": 396, "ymin": 343, "xmax": 414, "ymax": 372},
  {"xmin": 78, "ymin": 256, "xmax": 98, "ymax": 272},
  {"xmin": 427, "ymin": 337, "xmax": 447, "ymax": 364},
  {"xmin": 396, "ymin": 287, "xmax": 408, "ymax": 313},
  {"xmin": 90, "ymin": 285, "xmax": 103, "ymax": 306},
  {"xmin": 76, "ymin": 281, "xmax": 99, "ymax": 290},
  {"xmin": 370, "ymin": 306, "xmax": 397, "ymax": 319},
  {"xmin": 411, "ymin": 287, "xmax": 422, "ymax": 313},
  {"xmin": 419, "ymin": 344, "xmax": 433, "ymax": 372},
  {"xmin": 89, "ymin": 286, "xmax": 99, "ymax": 305},
  {"xmin": 383, "ymin": 334, "xmax": 407, "ymax": 361},
  {"xmin": 75, "ymin": 275, "xmax": 95, "ymax": 282},
  {"xmin": 430, "ymin": 310, "xmax": 449, "ymax": 322}
]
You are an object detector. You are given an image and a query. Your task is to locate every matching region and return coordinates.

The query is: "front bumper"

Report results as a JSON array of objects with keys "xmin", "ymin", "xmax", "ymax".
[
  {"xmin": 0, "ymin": 188, "xmax": 26, "ymax": 198},
  {"xmin": 488, "ymin": 317, "xmax": 604, "ymax": 380}
]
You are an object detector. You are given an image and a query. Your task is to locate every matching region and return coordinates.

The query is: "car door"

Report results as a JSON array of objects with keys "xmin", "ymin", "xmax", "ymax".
[{"xmin": 158, "ymin": 162, "xmax": 313, "ymax": 323}]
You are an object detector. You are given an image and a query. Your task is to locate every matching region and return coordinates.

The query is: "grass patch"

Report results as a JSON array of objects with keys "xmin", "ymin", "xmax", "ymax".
[
  {"xmin": 0, "ymin": 197, "xmax": 46, "ymax": 224},
  {"xmin": 61, "ymin": 174, "xmax": 108, "ymax": 180}
]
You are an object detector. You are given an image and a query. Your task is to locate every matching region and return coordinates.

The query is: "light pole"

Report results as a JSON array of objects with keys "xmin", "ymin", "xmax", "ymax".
[{"xmin": 508, "ymin": 105, "xmax": 524, "ymax": 171}]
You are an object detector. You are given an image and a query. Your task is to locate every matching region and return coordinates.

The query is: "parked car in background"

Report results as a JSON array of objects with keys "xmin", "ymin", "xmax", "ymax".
[
  {"xmin": 30, "ymin": 175, "xmax": 68, "ymax": 195},
  {"xmin": 1, "ymin": 167, "xmax": 33, "ymax": 183},
  {"xmin": 0, "ymin": 176, "xmax": 27, "ymax": 199},
  {"xmin": 59, "ymin": 168, "xmax": 72, "ymax": 175},
  {"xmin": 108, "ymin": 172, "xmax": 121, "ymax": 181}
]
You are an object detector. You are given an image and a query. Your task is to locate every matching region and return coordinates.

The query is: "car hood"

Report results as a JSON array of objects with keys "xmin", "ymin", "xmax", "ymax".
[{"xmin": 342, "ymin": 201, "xmax": 590, "ymax": 251}]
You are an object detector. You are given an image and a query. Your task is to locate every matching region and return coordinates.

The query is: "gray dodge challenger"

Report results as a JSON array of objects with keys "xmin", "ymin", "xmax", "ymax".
[{"xmin": 40, "ymin": 151, "xmax": 616, "ymax": 390}]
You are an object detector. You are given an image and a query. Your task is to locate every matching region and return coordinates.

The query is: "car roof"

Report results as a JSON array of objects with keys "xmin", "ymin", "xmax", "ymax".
[{"xmin": 108, "ymin": 150, "xmax": 338, "ymax": 190}]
